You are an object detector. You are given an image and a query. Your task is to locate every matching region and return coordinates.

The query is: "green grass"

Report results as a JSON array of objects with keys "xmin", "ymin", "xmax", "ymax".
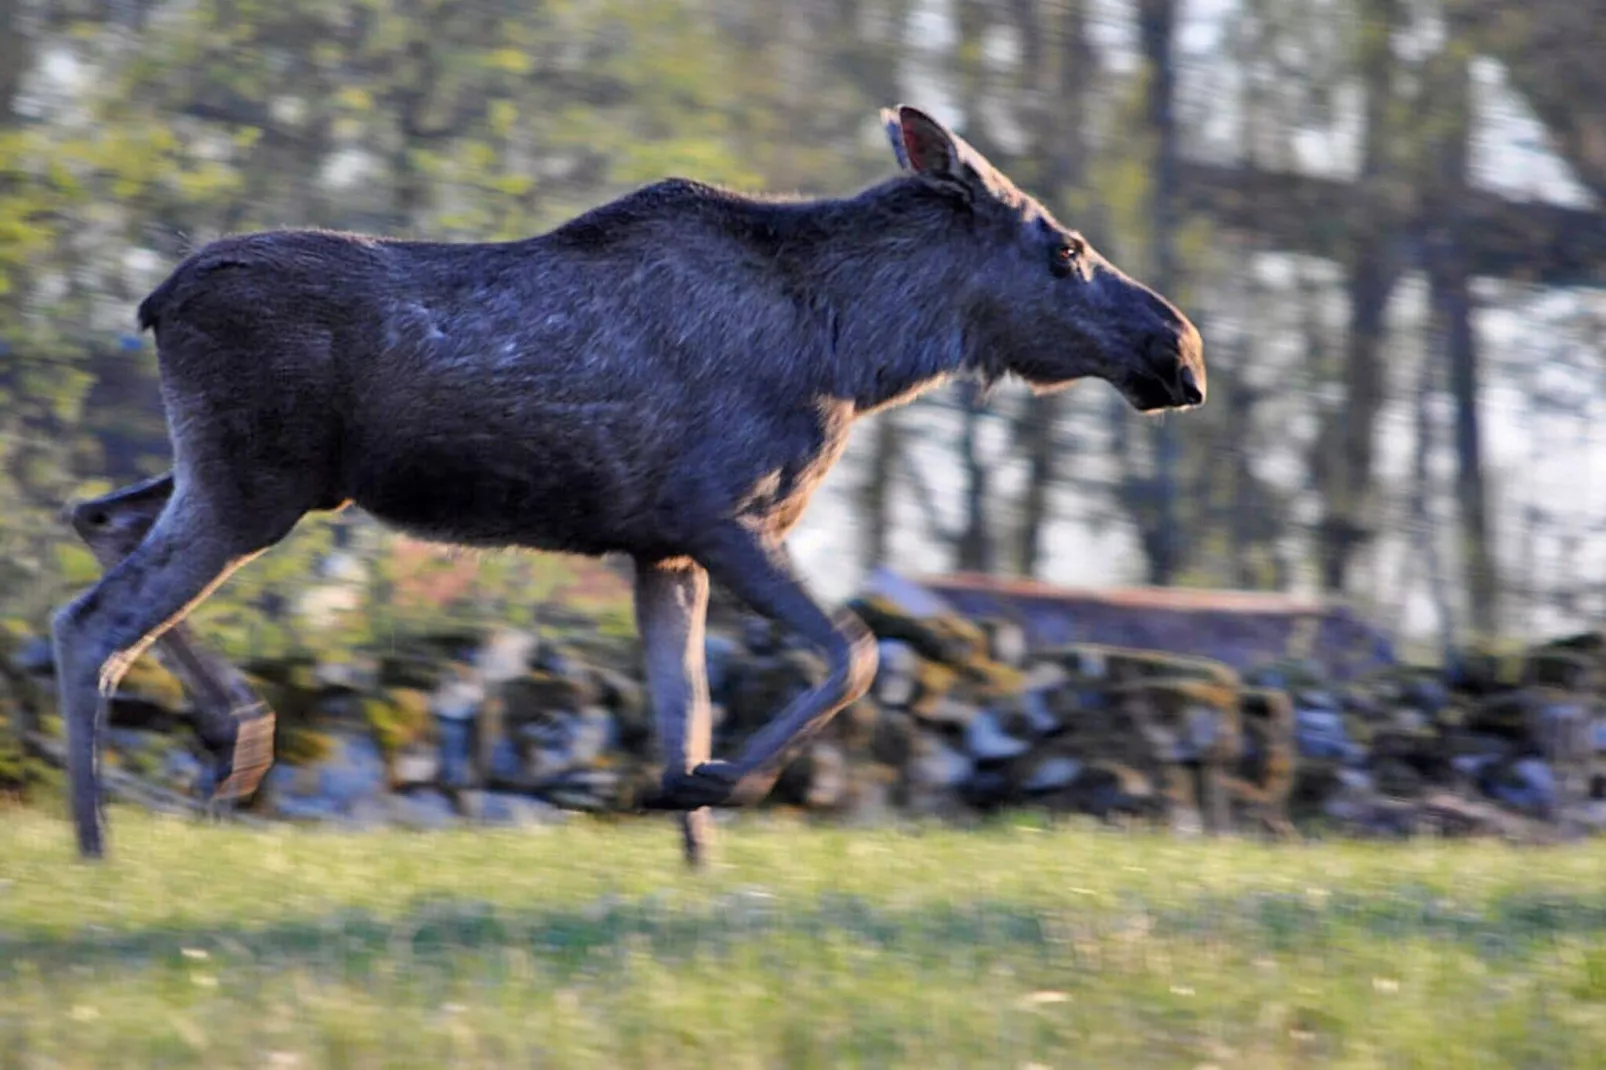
[{"xmin": 3, "ymin": 808, "xmax": 1606, "ymax": 1069}]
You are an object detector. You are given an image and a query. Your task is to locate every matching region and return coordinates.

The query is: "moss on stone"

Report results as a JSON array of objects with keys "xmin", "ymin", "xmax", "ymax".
[
  {"xmin": 904, "ymin": 659, "xmax": 958, "ymax": 719},
  {"xmin": 1523, "ymin": 649, "xmax": 1600, "ymax": 691},
  {"xmin": 364, "ymin": 688, "xmax": 433, "ymax": 758},
  {"xmin": 1048, "ymin": 644, "xmax": 1240, "ymax": 690},
  {"xmin": 845, "ymin": 595, "xmax": 989, "ymax": 667},
  {"xmin": 1235, "ymin": 688, "xmax": 1297, "ymax": 810},
  {"xmin": 276, "ymin": 726, "xmax": 335, "ymax": 767}
]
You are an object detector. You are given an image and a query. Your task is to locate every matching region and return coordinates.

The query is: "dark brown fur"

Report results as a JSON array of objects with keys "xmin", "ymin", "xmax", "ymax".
[{"xmin": 53, "ymin": 106, "xmax": 1204, "ymax": 862}]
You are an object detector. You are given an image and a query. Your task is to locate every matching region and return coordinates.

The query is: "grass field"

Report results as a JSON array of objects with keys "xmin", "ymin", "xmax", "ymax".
[{"xmin": 3, "ymin": 808, "xmax": 1605, "ymax": 1069}]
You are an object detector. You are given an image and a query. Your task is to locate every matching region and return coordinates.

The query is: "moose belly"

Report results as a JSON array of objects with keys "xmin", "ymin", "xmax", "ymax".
[{"xmin": 348, "ymin": 435, "xmax": 650, "ymax": 557}]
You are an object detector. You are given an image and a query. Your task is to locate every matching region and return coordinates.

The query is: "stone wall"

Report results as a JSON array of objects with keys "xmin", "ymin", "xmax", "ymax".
[{"xmin": 3, "ymin": 572, "xmax": 1603, "ymax": 840}]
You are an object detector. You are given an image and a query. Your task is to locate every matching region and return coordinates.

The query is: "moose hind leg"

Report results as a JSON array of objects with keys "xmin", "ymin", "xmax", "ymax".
[
  {"xmin": 51, "ymin": 487, "xmax": 287, "ymax": 858},
  {"xmin": 65, "ymin": 472, "xmax": 176, "ymax": 549},
  {"xmin": 633, "ymin": 557, "xmax": 718, "ymax": 867},
  {"xmin": 65, "ymin": 472, "xmax": 277, "ymax": 805},
  {"xmin": 655, "ymin": 523, "xmax": 877, "ymax": 809}
]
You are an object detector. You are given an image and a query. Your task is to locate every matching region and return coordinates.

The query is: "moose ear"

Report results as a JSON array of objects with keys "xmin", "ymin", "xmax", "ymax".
[
  {"xmin": 881, "ymin": 108, "xmax": 912, "ymax": 170},
  {"xmin": 882, "ymin": 104, "xmax": 972, "ymax": 201}
]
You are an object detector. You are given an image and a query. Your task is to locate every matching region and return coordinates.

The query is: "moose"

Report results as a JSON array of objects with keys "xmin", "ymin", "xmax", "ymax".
[{"xmin": 52, "ymin": 105, "xmax": 1204, "ymax": 864}]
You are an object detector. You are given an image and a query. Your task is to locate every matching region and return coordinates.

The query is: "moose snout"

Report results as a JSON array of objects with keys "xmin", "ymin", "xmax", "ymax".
[
  {"xmin": 1101, "ymin": 278, "xmax": 1207, "ymax": 413},
  {"xmin": 1131, "ymin": 322, "xmax": 1205, "ymax": 411},
  {"xmin": 1177, "ymin": 364, "xmax": 1204, "ymax": 406},
  {"xmin": 1176, "ymin": 316, "xmax": 1205, "ymax": 406}
]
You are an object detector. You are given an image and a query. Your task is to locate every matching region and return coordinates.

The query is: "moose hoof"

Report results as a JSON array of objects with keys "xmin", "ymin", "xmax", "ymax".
[
  {"xmin": 208, "ymin": 704, "xmax": 276, "ymax": 803},
  {"xmin": 641, "ymin": 764, "xmax": 741, "ymax": 811},
  {"xmin": 680, "ymin": 809, "xmax": 717, "ymax": 869},
  {"xmin": 640, "ymin": 761, "xmax": 785, "ymax": 811}
]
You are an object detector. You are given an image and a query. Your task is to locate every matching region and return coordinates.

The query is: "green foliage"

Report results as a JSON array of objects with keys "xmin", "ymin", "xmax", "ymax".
[
  {"xmin": 595, "ymin": 600, "xmax": 638, "ymax": 641},
  {"xmin": 115, "ymin": 657, "xmax": 186, "ymax": 710},
  {"xmin": 274, "ymin": 726, "xmax": 334, "ymax": 767},
  {"xmin": 0, "ymin": 705, "xmax": 61, "ymax": 805},
  {"xmin": 2, "ymin": 0, "xmax": 824, "ymax": 641},
  {"xmin": 2, "ymin": 0, "xmax": 1438, "ymax": 650},
  {"xmin": 362, "ymin": 688, "xmax": 432, "ymax": 758},
  {"xmin": 187, "ymin": 517, "xmax": 341, "ymax": 663},
  {"xmin": 0, "ymin": 711, "xmax": 30, "ymax": 797}
]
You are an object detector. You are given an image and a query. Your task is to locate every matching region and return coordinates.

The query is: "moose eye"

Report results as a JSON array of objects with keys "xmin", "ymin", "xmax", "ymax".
[{"xmin": 1050, "ymin": 238, "xmax": 1085, "ymax": 278}]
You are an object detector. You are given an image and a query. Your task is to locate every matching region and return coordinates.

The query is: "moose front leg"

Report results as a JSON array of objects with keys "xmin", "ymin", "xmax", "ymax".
[
  {"xmin": 65, "ymin": 473, "xmax": 276, "ymax": 804},
  {"xmin": 649, "ymin": 523, "xmax": 877, "ymax": 810},
  {"xmin": 633, "ymin": 557, "xmax": 718, "ymax": 867}
]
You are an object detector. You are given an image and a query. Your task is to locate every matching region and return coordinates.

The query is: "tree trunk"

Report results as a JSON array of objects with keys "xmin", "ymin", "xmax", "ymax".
[
  {"xmin": 1425, "ymin": 45, "xmax": 1498, "ymax": 637},
  {"xmin": 859, "ymin": 412, "xmax": 901, "ymax": 572},
  {"xmin": 1016, "ymin": 392, "xmax": 1058, "ymax": 576},
  {"xmin": 948, "ymin": 0, "xmax": 1010, "ymax": 574},
  {"xmin": 1434, "ymin": 253, "xmax": 1498, "ymax": 636},
  {"xmin": 1228, "ymin": 378, "xmax": 1260, "ymax": 588},
  {"xmin": 0, "ymin": 0, "xmax": 29, "ymax": 327},
  {"xmin": 1409, "ymin": 334, "xmax": 1456, "ymax": 658},
  {"xmin": 956, "ymin": 382, "xmax": 996, "ymax": 573},
  {"xmin": 1016, "ymin": 0, "xmax": 1092, "ymax": 577},
  {"xmin": 0, "ymin": 0, "xmax": 24, "ymax": 126},
  {"xmin": 1138, "ymin": 0, "xmax": 1180, "ymax": 585},
  {"xmin": 1457, "ymin": 0, "xmax": 1606, "ymax": 204},
  {"xmin": 1317, "ymin": 0, "xmax": 1401, "ymax": 596}
]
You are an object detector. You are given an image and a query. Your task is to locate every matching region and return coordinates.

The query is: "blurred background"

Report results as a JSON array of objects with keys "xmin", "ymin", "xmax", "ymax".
[{"xmin": 2, "ymin": 0, "xmax": 1604, "ymax": 662}]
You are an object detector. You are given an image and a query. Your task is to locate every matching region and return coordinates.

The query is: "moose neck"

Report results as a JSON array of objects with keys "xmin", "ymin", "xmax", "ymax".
[{"xmin": 792, "ymin": 180, "xmax": 987, "ymax": 416}]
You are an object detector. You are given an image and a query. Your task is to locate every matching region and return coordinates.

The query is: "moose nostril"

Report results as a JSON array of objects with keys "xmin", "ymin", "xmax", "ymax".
[{"xmin": 1177, "ymin": 365, "xmax": 1203, "ymax": 406}]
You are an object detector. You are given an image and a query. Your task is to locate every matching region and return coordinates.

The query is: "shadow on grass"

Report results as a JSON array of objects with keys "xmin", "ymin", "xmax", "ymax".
[{"xmin": 5, "ymin": 885, "xmax": 1606, "ymax": 978}]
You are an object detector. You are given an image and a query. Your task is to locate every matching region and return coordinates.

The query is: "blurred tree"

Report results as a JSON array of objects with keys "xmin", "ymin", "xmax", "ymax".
[
  {"xmin": 1313, "ymin": 0, "xmax": 1404, "ymax": 599},
  {"xmin": 1, "ymin": 0, "xmax": 1604, "ymax": 650},
  {"xmin": 1421, "ymin": 28, "xmax": 1498, "ymax": 635},
  {"xmin": 1135, "ymin": 0, "xmax": 1181, "ymax": 586},
  {"xmin": 1458, "ymin": 0, "xmax": 1606, "ymax": 203},
  {"xmin": 0, "ymin": 0, "xmax": 109, "ymax": 629},
  {"xmin": 1012, "ymin": 0, "xmax": 1094, "ymax": 578},
  {"xmin": 858, "ymin": 413, "xmax": 901, "ymax": 571}
]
